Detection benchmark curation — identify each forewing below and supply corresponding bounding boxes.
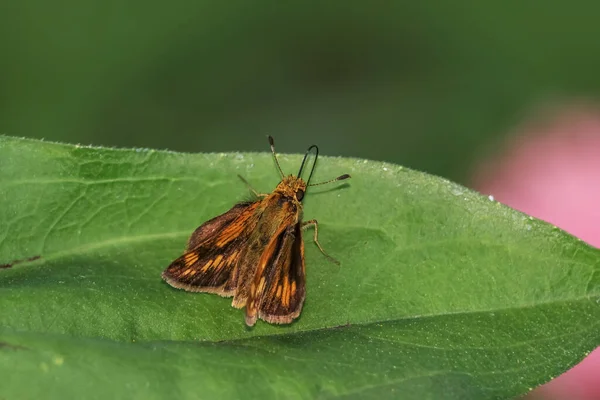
[185,201,252,251]
[162,201,260,296]
[245,223,306,325]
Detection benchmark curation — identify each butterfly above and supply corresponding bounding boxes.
[162,136,350,326]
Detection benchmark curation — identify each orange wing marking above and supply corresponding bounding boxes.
[215,207,256,247]
[184,252,199,265]
[201,260,214,272]
[282,279,290,307]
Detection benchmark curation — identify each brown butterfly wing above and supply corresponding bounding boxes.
[184,202,252,250]
[161,201,260,297]
[245,223,306,325]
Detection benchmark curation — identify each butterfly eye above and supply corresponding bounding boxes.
[296,189,305,201]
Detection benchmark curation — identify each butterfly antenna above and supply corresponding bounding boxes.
[308,174,351,186]
[268,135,285,178]
[298,144,319,185]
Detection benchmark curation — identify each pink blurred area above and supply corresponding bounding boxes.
[471,106,600,400]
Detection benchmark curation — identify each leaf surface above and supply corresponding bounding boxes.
[1,136,599,399]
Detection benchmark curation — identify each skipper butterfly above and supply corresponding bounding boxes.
[162,136,350,326]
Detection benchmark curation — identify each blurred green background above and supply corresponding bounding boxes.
[2,1,599,183]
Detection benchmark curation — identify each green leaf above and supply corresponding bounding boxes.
[1,135,599,399]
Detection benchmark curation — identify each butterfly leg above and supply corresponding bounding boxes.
[302,219,340,265]
[237,175,269,198]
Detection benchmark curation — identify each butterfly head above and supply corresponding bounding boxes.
[268,135,351,203]
[276,175,307,202]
